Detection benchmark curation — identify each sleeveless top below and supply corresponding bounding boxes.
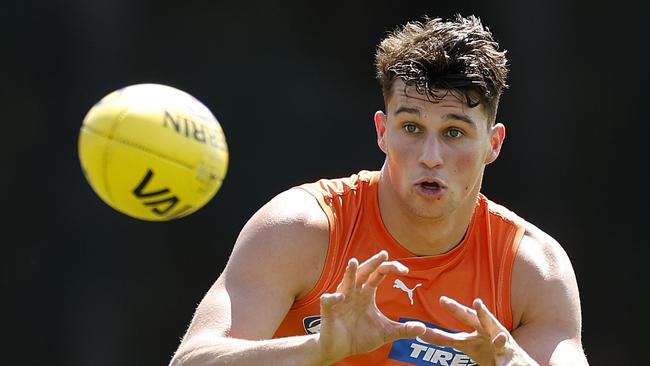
[273,171,526,366]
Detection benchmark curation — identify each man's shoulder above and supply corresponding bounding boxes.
[479,195,573,285]
[517,222,573,279]
[483,195,526,227]
[299,170,380,198]
[253,188,330,236]
[226,188,331,299]
[510,220,578,328]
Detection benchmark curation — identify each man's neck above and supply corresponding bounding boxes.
[377,173,479,257]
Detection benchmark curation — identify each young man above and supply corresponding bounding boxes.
[170,15,588,366]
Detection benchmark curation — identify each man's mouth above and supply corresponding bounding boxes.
[420,182,440,190]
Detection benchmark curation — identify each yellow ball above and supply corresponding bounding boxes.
[78,83,229,221]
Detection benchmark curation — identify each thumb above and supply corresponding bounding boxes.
[387,320,426,342]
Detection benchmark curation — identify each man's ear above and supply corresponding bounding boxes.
[485,123,505,164]
[374,111,387,153]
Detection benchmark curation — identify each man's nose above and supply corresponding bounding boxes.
[418,135,443,168]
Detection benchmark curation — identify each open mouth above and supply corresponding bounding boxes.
[420,182,440,190]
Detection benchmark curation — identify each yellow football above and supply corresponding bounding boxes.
[78,83,228,221]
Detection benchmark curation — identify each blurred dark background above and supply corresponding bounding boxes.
[2,0,648,364]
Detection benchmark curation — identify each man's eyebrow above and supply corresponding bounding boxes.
[394,106,421,116]
[442,113,476,125]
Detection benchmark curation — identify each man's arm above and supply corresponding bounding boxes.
[169,188,331,366]
[507,224,587,365]
[169,188,425,366]
[419,224,588,366]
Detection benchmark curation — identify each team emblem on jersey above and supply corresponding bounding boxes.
[388,318,477,366]
[303,315,321,334]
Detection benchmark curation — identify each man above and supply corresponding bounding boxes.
[170,15,588,366]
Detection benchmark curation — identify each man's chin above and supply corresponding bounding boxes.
[406,203,447,221]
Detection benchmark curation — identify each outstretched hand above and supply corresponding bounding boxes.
[317,251,426,364]
[419,297,537,366]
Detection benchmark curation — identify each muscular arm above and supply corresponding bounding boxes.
[508,224,588,365]
[170,187,426,366]
[170,188,331,366]
[419,223,588,366]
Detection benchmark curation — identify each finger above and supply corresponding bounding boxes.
[418,327,471,350]
[366,261,409,288]
[337,258,358,293]
[320,293,345,312]
[385,320,427,342]
[492,332,508,350]
[355,251,389,285]
[473,298,506,335]
[440,296,481,330]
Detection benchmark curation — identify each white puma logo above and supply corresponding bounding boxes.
[393,279,422,305]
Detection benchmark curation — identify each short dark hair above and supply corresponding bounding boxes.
[375,15,509,123]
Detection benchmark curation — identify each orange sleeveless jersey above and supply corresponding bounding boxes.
[273,171,526,366]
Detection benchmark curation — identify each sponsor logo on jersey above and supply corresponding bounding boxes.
[393,279,422,305]
[388,318,477,366]
[303,315,321,334]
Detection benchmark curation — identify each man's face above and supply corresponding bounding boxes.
[375,80,505,220]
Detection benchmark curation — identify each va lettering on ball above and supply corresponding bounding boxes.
[132,169,193,219]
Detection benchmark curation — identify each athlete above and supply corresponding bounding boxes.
[170,15,588,366]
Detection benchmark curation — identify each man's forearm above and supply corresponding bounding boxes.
[170,334,327,366]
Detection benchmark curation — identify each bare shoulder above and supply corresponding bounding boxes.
[514,223,576,286]
[174,188,330,347]
[224,187,330,299]
[511,222,580,328]
[510,221,587,364]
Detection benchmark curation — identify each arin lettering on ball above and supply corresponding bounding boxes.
[163,110,225,149]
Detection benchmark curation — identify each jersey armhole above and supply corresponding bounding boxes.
[289,186,341,309]
[498,222,525,331]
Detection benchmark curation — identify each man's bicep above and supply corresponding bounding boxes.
[184,271,296,342]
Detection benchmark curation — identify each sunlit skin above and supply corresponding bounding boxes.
[375,79,505,255]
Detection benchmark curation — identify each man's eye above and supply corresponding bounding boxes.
[404,124,419,133]
[446,128,464,138]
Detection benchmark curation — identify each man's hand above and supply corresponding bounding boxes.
[419,297,539,366]
[317,251,426,364]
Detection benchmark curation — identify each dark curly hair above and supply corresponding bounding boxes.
[375,15,509,123]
